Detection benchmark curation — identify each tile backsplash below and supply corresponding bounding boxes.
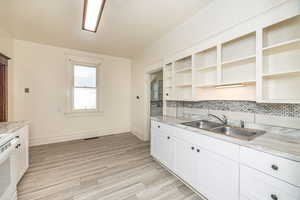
[166,101,300,129]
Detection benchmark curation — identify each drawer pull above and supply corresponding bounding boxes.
[271,194,278,200]
[158,125,160,128]
[191,147,195,150]
[196,149,200,153]
[167,136,170,140]
[271,164,279,171]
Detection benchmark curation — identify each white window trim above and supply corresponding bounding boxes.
[65,54,103,117]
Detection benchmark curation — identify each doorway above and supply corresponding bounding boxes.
[0,53,9,122]
[150,70,163,117]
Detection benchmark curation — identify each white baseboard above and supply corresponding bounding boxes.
[29,128,130,146]
[131,127,146,141]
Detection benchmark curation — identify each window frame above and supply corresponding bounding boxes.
[65,54,103,116]
[72,64,98,112]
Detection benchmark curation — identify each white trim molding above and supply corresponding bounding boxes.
[65,54,104,116]
[29,128,130,146]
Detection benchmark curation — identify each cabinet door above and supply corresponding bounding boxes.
[152,130,175,170]
[15,126,29,183]
[240,165,300,200]
[173,138,196,186]
[195,148,239,200]
[150,128,158,158]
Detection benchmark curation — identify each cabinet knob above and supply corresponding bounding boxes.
[191,147,195,150]
[166,93,169,96]
[167,136,170,140]
[196,149,200,153]
[271,164,279,171]
[157,125,160,128]
[271,194,278,200]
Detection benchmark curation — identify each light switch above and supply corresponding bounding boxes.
[25,88,30,93]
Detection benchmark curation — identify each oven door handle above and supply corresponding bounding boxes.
[0,139,18,164]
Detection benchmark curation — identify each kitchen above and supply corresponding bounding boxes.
[0,0,300,200]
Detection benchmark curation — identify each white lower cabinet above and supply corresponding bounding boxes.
[173,138,196,186]
[15,126,29,183]
[195,148,239,200]
[151,120,300,200]
[151,121,239,200]
[151,128,175,170]
[240,165,300,200]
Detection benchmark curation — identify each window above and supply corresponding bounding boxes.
[73,65,97,111]
[65,54,103,116]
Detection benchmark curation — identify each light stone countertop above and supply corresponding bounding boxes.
[0,120,30,135]
[151,115,300,163]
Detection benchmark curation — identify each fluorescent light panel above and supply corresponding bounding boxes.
[215,84,245,89]
[82,0,106,32]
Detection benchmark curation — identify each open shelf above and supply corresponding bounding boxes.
[174,56,192,71]
[175,68,192,73]
[194,46,217,69]
[263,38,300,51]
[194,67,217,87]
[175,86,192,101]
[220,80,256,86]
[221,55,256,66]
[262,70,300,78]
[174,71,192,86]
[262,72,300,102]
[263,15,300,48]
[194,64,217,71]
[222,32,256,63]
[222,57,256,84]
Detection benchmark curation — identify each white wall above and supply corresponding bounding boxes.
[13,40,132,146]
[131,0,300,140]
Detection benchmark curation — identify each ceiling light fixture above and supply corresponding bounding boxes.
[215,84,245,89]
[82,0,106,32]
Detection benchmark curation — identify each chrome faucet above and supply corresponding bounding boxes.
[208,114,228,125]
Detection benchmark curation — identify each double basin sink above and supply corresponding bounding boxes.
[181,120,266,141]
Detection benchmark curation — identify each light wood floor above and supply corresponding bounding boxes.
[18,133,202,200]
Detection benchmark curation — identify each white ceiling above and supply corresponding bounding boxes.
[1,0,211,58]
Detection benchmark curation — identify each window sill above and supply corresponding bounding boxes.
[64,110,104,118]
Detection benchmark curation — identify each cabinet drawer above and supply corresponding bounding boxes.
[240,165,300,200]
[151,120,176,134]
[240,147,300,188]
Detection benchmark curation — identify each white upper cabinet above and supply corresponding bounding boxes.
[163,14,300,103]
[221,32,256,85]
[258,15,300,103]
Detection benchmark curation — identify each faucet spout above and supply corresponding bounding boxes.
[208,114,228,125]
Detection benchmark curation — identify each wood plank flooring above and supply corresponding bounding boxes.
[17,133,202,200]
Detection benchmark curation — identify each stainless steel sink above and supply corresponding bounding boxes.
[181,120,266,141]
[211,126,266,141]
[181,120,223,130]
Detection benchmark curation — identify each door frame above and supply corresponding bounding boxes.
[144,61,164,141]
[0,53,10,122]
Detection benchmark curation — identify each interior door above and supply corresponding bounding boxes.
[0,64,6,122]
[0,53,9,122]
[195,148,239,200]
